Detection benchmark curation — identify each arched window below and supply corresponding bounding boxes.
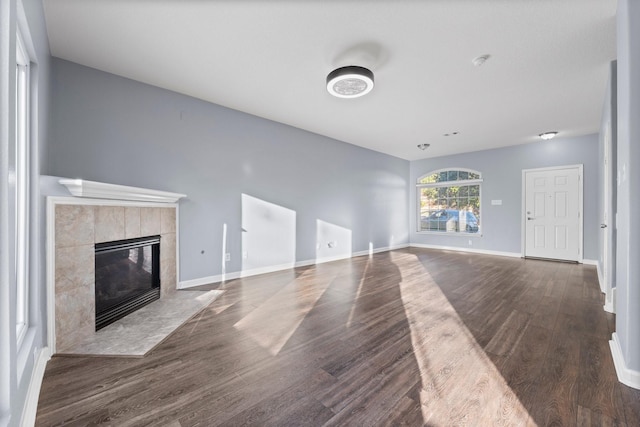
[417,169,482,234]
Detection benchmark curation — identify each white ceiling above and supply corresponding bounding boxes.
[43,0,617,161]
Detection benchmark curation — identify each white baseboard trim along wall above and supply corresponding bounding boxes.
[596,262,606,293]
[179,243,410,288]
[604,287,616,314]
[180,243,601,289]
[595,261,617,314]
[610,333,640,390]
[20,347,50,427]
[408,243,522,259]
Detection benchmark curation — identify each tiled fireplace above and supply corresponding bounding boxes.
[52,203,178,353]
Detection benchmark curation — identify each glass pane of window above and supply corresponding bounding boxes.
[470,197,480,211]
[419,170,481,185]
[446,186,457,198]
[15,35,30,344]
[419,173,439,184]
[418,180,481,233]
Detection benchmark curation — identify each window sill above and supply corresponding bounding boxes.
[416,231,483,237]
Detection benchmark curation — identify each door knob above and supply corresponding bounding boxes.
[600,223,607,228]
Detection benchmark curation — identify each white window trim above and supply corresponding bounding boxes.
[15,29,31,347]
[416,168,483,236]
[417,178,484,189]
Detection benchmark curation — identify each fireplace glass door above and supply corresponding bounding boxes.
[95,235,160,330]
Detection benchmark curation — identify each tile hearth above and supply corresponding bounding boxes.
[58,289,223,357]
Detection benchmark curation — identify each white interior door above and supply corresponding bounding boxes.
[523,165,582,262]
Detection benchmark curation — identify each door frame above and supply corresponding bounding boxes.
[521,164,584,262]
[603,121,615,312]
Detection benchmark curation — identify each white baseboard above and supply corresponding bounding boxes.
[610,333,640,390]
[20,346,50,427]
[179,272,242,288]
[604,287,616,314]
[596,262,606,293]
[594,261,616,313]
[604,301,615,313]
[179,243,410,288]
[409,243,521,259]
[309,243,410,266]
[408,244,600,265]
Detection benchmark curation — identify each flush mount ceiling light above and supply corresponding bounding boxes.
[417,143,430,150]
[326,65,374,98]
[539,131,558,140]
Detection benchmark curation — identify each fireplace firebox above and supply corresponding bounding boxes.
[95,235,160,330]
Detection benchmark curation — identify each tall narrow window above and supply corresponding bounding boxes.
[15,31,30,345]
[417,169,482,234]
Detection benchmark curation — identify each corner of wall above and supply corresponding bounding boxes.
[610,333,640,389]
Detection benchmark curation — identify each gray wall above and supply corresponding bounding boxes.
[410,135,599,260]
[48,58,410,283]
[0,0,51,425]
[615,0,640,374]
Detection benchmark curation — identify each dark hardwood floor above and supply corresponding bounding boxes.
[36,248,640,426]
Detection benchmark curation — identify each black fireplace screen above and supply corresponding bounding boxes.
[95,235,160,330]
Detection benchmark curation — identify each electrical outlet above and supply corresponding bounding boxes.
[468,239,472,246]
[225,253,230,262]
[242,251,248,259]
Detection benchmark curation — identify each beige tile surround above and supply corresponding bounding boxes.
[54,203,177,353]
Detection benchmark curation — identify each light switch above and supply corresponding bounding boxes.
[491,200,502,205]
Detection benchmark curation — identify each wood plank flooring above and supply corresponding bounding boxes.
[35,248,640,426]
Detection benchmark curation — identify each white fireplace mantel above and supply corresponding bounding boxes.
[59,179,186,203]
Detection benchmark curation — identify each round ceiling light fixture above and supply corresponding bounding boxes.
[326,65,374,98]
[539,131,558,140]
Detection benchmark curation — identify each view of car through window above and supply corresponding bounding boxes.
[420,209,479,233]
[417,169,482,234]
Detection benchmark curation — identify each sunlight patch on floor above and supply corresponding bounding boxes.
[233,268,335,355]
[392,251,536,426]
[346,257,372,327]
